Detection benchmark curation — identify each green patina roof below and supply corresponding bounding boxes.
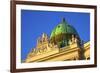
[50,18,78,38]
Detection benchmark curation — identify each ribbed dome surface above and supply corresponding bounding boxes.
[50,18,78,38]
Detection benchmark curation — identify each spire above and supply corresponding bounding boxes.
[61,17,67,24]
[42,33,45,38]
[62,18,66,22]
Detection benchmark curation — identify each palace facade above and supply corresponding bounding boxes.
[25,18,90,63]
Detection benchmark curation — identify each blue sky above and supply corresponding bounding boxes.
[21,10,90,61]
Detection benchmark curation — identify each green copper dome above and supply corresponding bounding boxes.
[50,18,78,38]
[50,18,80,48]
